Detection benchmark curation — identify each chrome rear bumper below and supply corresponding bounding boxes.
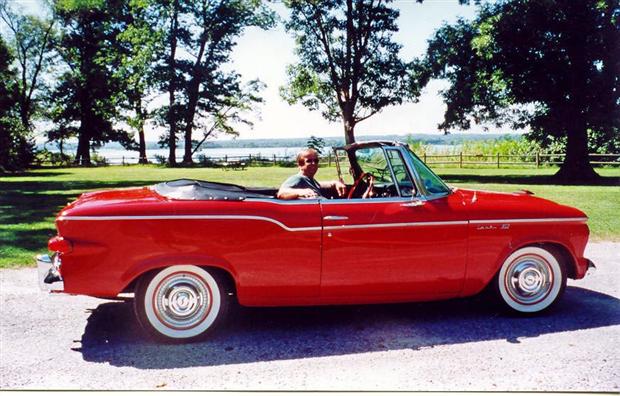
[36,254,64,292]
[585,259,596,276]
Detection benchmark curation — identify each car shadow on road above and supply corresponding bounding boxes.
[74,286,620,369]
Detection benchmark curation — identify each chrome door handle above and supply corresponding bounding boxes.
[323,216,349,220]
[401,200,425,207]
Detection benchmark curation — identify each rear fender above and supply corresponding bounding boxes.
[119,253,238,294]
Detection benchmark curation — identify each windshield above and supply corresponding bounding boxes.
[405,148,451,195]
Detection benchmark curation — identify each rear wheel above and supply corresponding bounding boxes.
[495,246,567,313]
[134,265,229,342]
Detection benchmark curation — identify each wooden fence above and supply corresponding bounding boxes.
[420,153,620,168]
[107,152,620,168]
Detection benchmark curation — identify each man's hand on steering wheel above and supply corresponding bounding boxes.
[347,172,376,199]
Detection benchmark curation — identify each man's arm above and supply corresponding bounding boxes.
[277,187,319,200]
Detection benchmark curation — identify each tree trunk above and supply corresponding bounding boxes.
[136,100,148,164]
[554,3,600,184]
[75,126,91,166]
[343,114,362,175]
[138,121,147,164]
[182,35,209,165]
[167,0,179,167]
[182,123,193,164]
[75,85,91,166]
[343,112,356,145]
[554,126,600,184]
[182,81,200,165]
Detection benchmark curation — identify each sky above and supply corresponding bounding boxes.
[11,0,520,142]
[228,1,487,140]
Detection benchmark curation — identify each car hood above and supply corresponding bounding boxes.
[455,188,587,220]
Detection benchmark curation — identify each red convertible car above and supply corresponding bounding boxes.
[37,141,595,342]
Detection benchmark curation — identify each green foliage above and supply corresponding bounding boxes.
[49,0,137,165]
[0,1,57,131]
[1,165,619,267]
[282,0,418,143]
[406,138,432,156]
[459,137,541,157]
[114,0,164,130]
[0,36,35,172]
[35,148,74,166]
[307,135,326,154]
[150,0,276,163]
[423,0,619,180]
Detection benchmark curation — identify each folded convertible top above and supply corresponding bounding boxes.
[153,179,275,201]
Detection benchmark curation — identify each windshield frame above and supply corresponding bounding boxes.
[402,146,452,199]
[333,141,453,200]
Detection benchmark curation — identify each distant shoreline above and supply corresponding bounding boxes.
[38,132,522,152]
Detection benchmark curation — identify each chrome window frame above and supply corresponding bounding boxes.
[397,145,452,201]
[329,141,453,203]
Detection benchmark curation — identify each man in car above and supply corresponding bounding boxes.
[277,148,347,200]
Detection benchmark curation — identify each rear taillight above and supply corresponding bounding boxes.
[48,236,72,254]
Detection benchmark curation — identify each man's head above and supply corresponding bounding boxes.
[297,148,319,178]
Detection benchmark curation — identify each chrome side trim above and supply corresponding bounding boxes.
[58,215,322,232]
[469,217,588,224]
[244,198,319,205]
[58,215,588,234]
[324,220,468,231]
[320,197,411,205]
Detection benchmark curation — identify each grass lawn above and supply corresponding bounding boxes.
[1,165,618,268]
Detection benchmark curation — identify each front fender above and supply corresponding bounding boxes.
[462,220,589,297]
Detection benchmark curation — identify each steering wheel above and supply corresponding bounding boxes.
[347,172,375,199]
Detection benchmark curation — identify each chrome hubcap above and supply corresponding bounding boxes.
[155,274,210,329]
[506,256,552,304]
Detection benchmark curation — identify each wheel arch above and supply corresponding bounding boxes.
[506,241,576,279]
[488,239,577,283]
[465,237,578,298]
[119,254,239,298]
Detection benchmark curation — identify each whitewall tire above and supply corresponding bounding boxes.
[495,246,567,313]
[134,265,229,342]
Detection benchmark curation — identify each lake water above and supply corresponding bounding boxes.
[86,147,307,164]
[44,144,459,164]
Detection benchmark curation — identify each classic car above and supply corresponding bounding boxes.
[37,141,595,342]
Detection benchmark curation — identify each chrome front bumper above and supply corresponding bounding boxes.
[36,254,64,292]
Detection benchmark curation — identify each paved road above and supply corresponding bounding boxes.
[1,242,618,391]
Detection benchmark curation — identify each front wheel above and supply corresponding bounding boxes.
[134,265,229,342]
[494,246,567,313]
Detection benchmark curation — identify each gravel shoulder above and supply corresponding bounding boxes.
[1,242,619,391]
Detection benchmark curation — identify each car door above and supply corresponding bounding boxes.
[319,147,468,301]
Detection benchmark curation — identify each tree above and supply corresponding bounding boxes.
[0,36,35,172]
[189,79,267,156]
[150,0,274,165]
[0,0,56,131]
[51,0,136,165]
[115,0,164,163]
[181,0,274,165]
[307,135,326,154]
[424,0,620,182]
[281,0,419,145]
